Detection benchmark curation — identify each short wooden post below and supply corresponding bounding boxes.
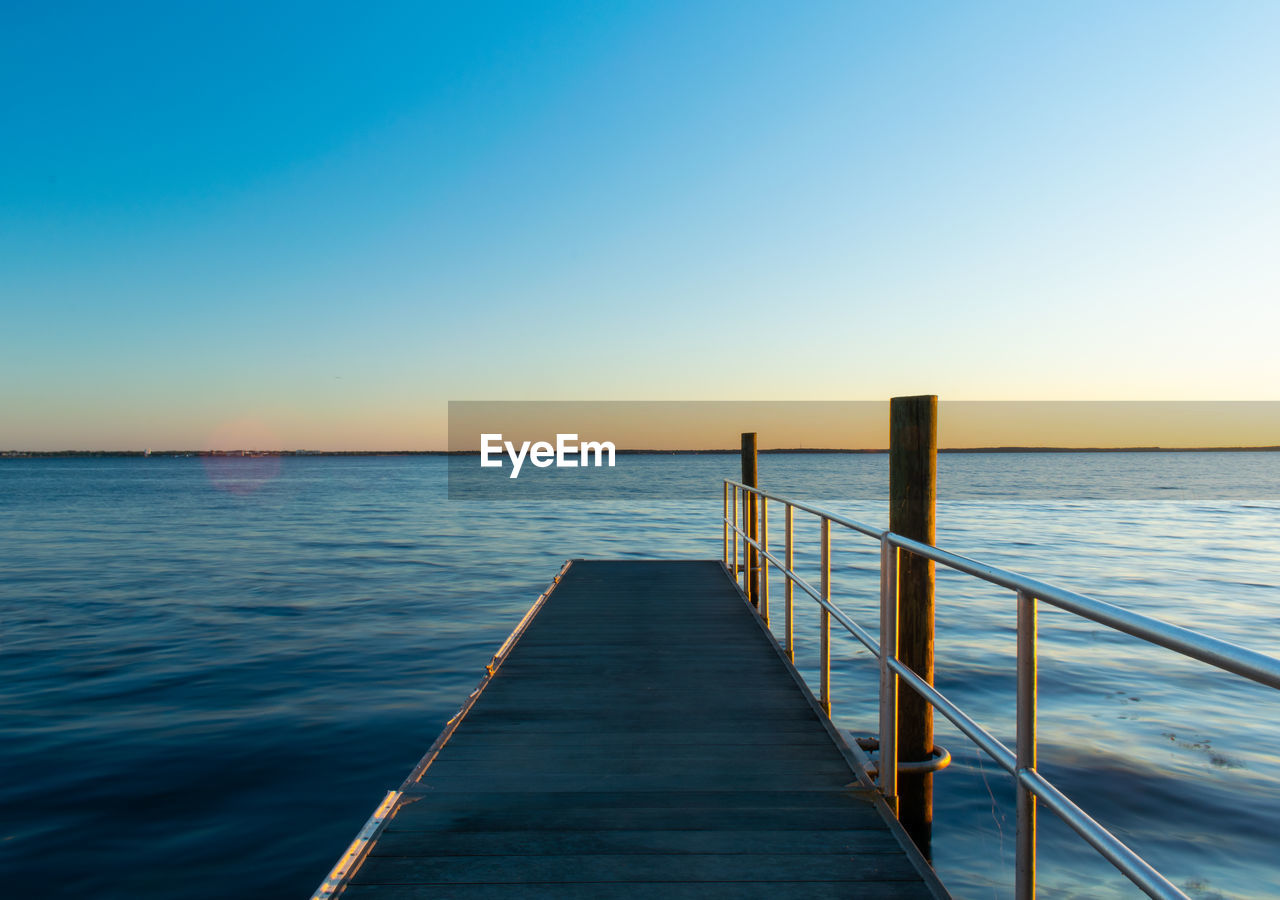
[890,394,937,857]
[741,432,758,607]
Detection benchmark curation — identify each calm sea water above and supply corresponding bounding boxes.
[2,453,1278,899]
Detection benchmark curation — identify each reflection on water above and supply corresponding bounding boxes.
[0,453,1277,898]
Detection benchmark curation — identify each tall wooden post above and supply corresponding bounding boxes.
[889,395,937,857]
[741,432,758,607]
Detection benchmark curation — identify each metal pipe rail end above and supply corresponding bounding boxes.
[854,737,952,777]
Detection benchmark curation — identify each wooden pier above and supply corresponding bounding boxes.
[319,558,945,898]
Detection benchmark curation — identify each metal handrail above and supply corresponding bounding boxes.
[884,531,1280,691]
[722,478,1280,900]
[723,479,1280,691]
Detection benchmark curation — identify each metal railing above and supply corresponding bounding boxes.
[722,479,1280,900]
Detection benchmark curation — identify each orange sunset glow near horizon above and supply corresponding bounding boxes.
[8,401,1275,454]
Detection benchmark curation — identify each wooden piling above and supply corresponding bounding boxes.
[741,432,759,607]
[889,395,937,857]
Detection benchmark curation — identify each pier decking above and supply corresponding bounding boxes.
[323,558,943,898]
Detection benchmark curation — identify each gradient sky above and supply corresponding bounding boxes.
[3,2,1278,450]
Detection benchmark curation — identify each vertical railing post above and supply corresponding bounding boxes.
[1017,589,1038,900]
[878,534,899,813]
[759,496,770,625]
[819,517,831,715]
[890,393,937,856]
[784,502,794,660]
[731,485,739,588]
[722,481,728,567]
[741,433,758,607]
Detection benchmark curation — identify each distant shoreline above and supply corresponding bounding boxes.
[4,446,1279,458]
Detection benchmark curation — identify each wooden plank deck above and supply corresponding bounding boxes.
[333,559,945,898]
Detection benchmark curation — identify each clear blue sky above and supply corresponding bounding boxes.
[3,1,1277,449]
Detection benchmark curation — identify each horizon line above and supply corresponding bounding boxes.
[5,446,1280,457]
